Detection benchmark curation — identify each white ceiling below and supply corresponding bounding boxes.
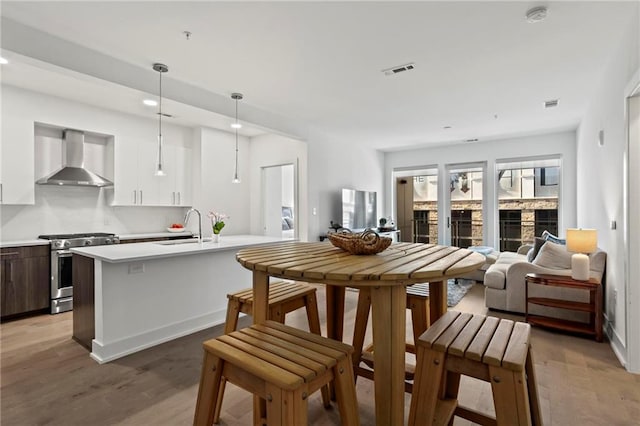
[0,1,636,150]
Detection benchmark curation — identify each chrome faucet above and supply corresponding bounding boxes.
[184,208,202,243]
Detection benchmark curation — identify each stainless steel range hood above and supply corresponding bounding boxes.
[36,129,113,187]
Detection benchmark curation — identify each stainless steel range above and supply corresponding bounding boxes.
[39,232,120,314]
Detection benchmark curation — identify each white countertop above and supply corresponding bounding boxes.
[0,239,50,248]
[70,234,293,263]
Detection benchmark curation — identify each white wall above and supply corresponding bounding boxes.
[385,131,577,248]
[306,130,385,240]
[193,127,251,238]
[0,85,192,240]
[576,2,640,371]
[249,133,308,241]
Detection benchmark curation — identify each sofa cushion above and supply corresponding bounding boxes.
[526,237,547,262]
[532,241,573,269]
[541,230,566,245]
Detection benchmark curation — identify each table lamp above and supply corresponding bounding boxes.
[566,228,597,281]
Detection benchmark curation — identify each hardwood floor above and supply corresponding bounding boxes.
[1,284,639,425]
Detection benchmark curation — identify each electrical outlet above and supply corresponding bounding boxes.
[128,263,145,274]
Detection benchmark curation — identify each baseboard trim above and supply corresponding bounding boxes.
[90,308,227,364]
[604,315,627,369]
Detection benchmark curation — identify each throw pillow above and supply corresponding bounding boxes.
[532,241,573,269]
[527,237,547,262]
[541,230,566,245]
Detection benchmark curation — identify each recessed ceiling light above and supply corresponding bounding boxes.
[526,6,548,23]
[0,57,8,65]
[143,99,157,106]
[231,123,242,129]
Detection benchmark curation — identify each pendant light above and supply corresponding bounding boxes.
[231,92,243,183]
[153,63,168,176]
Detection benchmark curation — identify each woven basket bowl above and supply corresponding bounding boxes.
[327,230,392,255]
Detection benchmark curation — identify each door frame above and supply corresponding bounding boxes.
[391,166,438,243]
[624,67,640,373]
[260,161,298,239]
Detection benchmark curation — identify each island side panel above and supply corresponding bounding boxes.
[72,254,95,350]
[91,249,252,363]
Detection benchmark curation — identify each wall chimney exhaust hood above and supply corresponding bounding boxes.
[36,129,113,187]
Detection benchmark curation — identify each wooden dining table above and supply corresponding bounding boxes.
[236,241,485,425]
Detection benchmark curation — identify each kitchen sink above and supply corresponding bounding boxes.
[156,238,210,245]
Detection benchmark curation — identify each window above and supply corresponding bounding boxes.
[540,167,559,186]
[496,158,560,251]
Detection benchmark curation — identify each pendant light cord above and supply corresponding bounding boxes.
[159,69,162,139]
[231,92,243,183]
[235,99,239,174]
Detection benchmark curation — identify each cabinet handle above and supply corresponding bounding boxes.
[139,190,143,204]
[0,252,19,256]
[177,192,181,205]
[172,192,176,205]
[0,183,3,203]
[133,190,137,204]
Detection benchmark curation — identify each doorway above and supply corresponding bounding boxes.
[395,169,438,243]
[262,163,296,238]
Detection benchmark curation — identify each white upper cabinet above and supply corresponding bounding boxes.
[112,139,192,207]
[1,90,35,205]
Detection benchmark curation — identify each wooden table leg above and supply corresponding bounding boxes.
[428,280,447,324]
[371,285,406,426]
[325,285,345,341]
[252,271,270,324]
[252,270,270,425]
[325,285,345,400]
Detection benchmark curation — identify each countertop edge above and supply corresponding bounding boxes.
[70,235,294,263]
[1,239,50,248]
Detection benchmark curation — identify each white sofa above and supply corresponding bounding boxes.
[484,244,607,323]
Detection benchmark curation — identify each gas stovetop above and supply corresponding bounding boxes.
[39,232,120,249]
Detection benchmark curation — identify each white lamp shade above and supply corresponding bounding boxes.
[566,228,597,254]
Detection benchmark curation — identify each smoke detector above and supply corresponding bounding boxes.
[382,63,416,76]
[526,6,548,23]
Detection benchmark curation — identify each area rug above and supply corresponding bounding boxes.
[415,279,475,307]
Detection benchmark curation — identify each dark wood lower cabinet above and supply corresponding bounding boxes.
[1,246,50,319]
[72,254,95,350]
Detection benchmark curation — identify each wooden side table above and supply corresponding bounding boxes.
[525,273,603,342]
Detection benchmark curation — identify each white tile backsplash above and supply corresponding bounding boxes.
[0,185,188,241]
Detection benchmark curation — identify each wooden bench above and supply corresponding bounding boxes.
[194,321,360,426]
[409,311,542,426]
[351,283,430,390]
[215,281,327,422]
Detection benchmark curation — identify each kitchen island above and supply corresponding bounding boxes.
[70,235,292,363]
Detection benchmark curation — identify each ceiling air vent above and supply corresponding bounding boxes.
[465,138,479,143]
[544,99,559,108]
[382,63,416,76]
[157,112,174,118]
